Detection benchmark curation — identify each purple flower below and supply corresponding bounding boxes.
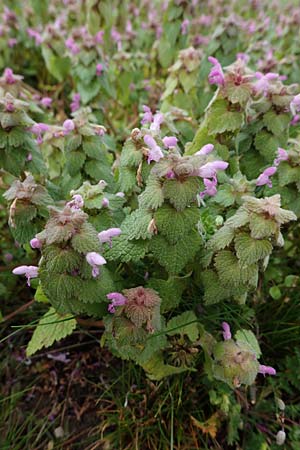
[67,194,84,210]
[8,38,17,48]
[166,170,176,179]
[107,292,127,313]
[116,192,125,198]
[274,147,288,166]
[3,68,17,84]
[70,93,80,112]
[199,177,218,198]
[40,97,52,108]
[254,72,279,96]
[141,105,153,125]
[258,364,276,376]
[150,113,164,132]
[65,37,80,55]
[208,56,225,86]
[102,197,109,208]
[256,166,277,188]
[162,136,178,148]
[290,94,300,115]
[236,53,249,63]
[144,135,164,164]
[98,228,122,246]
[96,63,104,76]
[30,123,50,144]
[95,30,104,44]
[86,252,106,278]
[30,237,42,249]
[63,119,75,134]
[195,143,214,156]
[12,265,39,286]
[27,28,42,45]
[198,160,228,178]
[222,322,232,340]
[291,114,300,126]
[181,18,190,35]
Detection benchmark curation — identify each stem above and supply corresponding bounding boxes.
[2,299,35,322]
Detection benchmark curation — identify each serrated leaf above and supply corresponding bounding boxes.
[150,232,201,274]
[207,100,244,135]
[208,226,235,251]
[105,232,149,263]
[234,233,272,265]
[214,185,236,207]
[71,222,101,253]
[146,277,185,312]
[235,329,261,358]
[162,177,199,211]
[139,177,164,210]
[278,162,300,186]
[263,111,290,136]
[226,84,251,105]
[120,139,143,167]
[201,270,228,304]
[119,166,137,192]
[254,130,281,161]
[167,311,199,341]
[43,246,82,273]
[66,151,86,176]
[142,352,189,381]
[154,204,200,244]
[83,136,106,160]
[8,127,25,147]
[214,250,241,287]
[26,307,76,356]
[84,159,113,183]
[65,134,82,152]
[121,209,153,240]
[249,214,278,239]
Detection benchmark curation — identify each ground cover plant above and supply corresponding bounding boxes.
[1,0,300,448]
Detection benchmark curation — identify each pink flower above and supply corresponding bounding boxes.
[107,292,127,313]
[144,135,164,163]
[200,177,218,198]
[237,53,249,63]
[63,119,75,134]
[208,56,224,86]
[222,322,232,340]
[8,38,17,48]
[102,197,110,208]
[86,252,106,278]
[116,192,125,198]
[166,170,175,179]
[258,364,276,376]
[30,237,42,249]
[274,147,288,166]
[181,19,190,35]
[256,166,277,188]
[198,160,228,178]
[40,97,52,108]
[141,105,153,125]
[290,94,300,115]
[98,228,122,246]
[3,68,17,84]
[162,136,178,148]
[254,72,279,96]
[150,113,164,132]
[67,194,84,210]
[96,63,104,76]
[12,265,39,286]
[70,93,80,112]
[291,114,300,126]
[195,143,214,156]
[65,37,80,55]
[27,28,43,45]
[95,30,104,44]
[30,123,50,144]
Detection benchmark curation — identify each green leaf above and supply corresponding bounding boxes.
[146,277,185,312]
[34,285,49,303]
[41,46,71,82]
[83,136,106,160]
[208,226,235,251]
[269,285,282,300]
[201,270,228,304]
[105,232,149,263]
[167,311,199,341]
[226,84,251,105]
[120,139,143,167]
[154,204,200,244]
[43,246,82,273]
[214,250,241,287]
[235,329,261,358]
[162,177,199,211]
[121,209,153,240]
[71,222,101,254]
[234,233,273,265]
[278,162,300,186]
[214,185,236,207]
[139,177,164,210]
[26,307,76,356]
[66,151,86,176]
[119,166,137,192]
[248,214,278,239]
[84,159,113,183]
[65,134,82,152]
[207,100,244,135]
[150,232,201,274]
[263,111,290,136]
[254,130,281,161]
